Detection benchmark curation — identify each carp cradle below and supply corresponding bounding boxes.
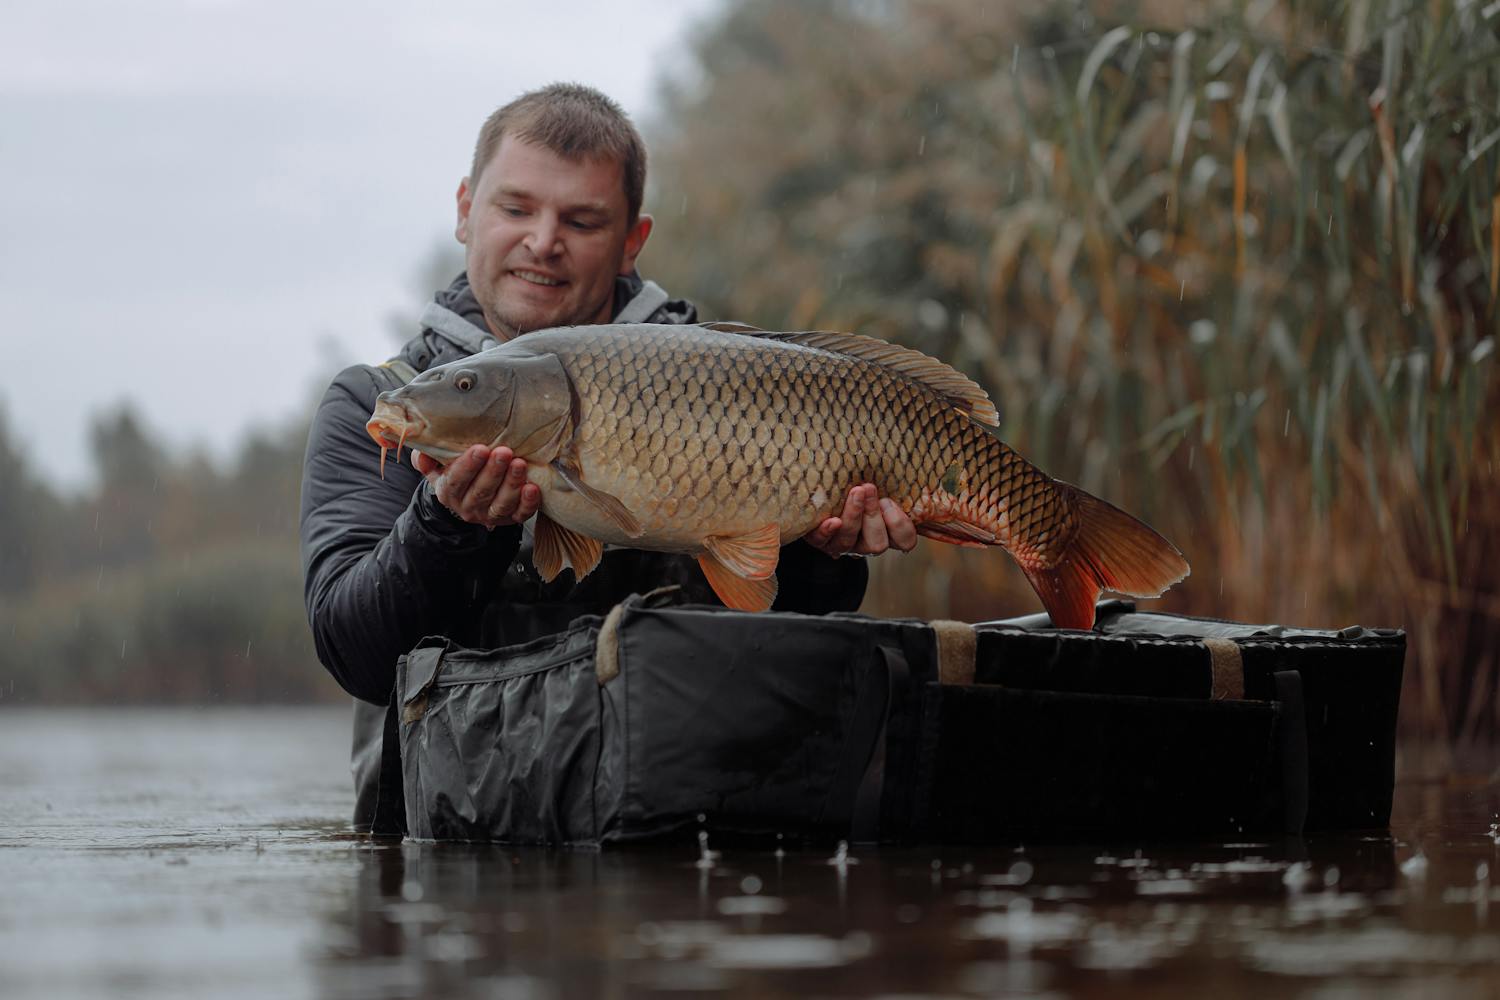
[369,592,1403,845]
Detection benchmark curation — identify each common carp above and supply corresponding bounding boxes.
[365,323,1189,627]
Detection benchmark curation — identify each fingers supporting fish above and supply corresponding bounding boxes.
[803,485,915,558]
[880,497,918,552]
[424,445,539,529]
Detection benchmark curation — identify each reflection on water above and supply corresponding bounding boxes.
[1,708,1497,999]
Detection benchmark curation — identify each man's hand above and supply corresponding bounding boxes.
[803,483,918,558]
[413,445,541,529]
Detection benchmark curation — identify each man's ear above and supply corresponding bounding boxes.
[619,214,653,274]
[455,177,473,244]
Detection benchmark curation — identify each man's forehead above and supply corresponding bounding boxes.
[479,136,625,211]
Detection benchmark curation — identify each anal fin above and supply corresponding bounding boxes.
[702,523,782,579]
[532,511,604,583]
[916,519,996,549]
[697,552,779,612]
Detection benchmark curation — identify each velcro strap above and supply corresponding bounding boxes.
[1205,637,1244,700]
[931,619,977,686]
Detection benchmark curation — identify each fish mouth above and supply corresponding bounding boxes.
[366,400,443,477]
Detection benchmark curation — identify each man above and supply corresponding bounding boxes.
[300,84,914,831]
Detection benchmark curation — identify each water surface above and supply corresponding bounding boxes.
[2,708,1496,998]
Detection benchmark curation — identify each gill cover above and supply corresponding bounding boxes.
[491,350,575,460]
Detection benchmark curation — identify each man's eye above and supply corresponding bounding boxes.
[501,205,526,217]
[569,218,600,231]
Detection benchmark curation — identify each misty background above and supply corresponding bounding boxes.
[2,0,1497,758]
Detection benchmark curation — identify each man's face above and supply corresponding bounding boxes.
[456,135,652,340]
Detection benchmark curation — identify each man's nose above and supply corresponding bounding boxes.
[523,213,563,257]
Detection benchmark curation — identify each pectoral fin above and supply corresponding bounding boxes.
[549,458,644,538]
[532,511,604,583]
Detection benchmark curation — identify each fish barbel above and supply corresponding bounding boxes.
[366,323,1189,626]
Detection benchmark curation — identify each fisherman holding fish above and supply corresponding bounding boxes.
[300,84,916,831]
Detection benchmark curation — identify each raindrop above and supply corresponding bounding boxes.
[918,135,926,156]
[1327,213,1333,234]
[696,829,720,869]
[826,840,857,866]
[120,640,127,659]
[401,879,423,902]
[1012,43,1019,74]
[1324,866,1340,889]
[740,875,762,895]
[1179,279,1186,301]
[1283,409,1290,436]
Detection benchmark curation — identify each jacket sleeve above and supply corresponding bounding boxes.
[299,366,520,704]
[773,539,868,614]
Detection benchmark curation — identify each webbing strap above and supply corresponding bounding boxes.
[931,620,977,686]
[595,602,625,685]
[1206,637,1245,700]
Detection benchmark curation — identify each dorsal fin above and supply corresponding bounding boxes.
[701,320,766,335]
[713,326,999,427]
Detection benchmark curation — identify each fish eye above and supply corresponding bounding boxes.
[454,370,477,392]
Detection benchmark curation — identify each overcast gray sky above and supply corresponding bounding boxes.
[3,0,718,489]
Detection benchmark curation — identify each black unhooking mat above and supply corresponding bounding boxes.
[382,592,1404,845]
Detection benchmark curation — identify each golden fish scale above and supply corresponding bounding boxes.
[543,327,1075,564]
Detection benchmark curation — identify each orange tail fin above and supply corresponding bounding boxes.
[1019,484,1190,630]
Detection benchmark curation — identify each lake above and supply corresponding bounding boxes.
[2,707,1497,998]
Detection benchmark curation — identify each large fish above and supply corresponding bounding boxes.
[366,323,1188,627]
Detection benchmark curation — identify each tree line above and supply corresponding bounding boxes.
[3,0,1497,750]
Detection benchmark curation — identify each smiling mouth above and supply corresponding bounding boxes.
[512,269,566,287]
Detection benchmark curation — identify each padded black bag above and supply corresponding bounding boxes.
[390,592,1403,845]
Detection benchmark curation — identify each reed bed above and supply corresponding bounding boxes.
[648,0,1499,749]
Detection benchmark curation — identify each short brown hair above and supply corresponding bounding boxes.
[469,83,647,224]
